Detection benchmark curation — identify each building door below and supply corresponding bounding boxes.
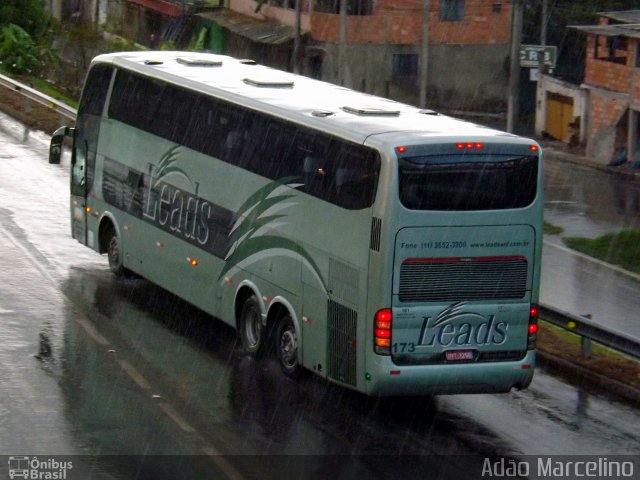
[546,92,574,142]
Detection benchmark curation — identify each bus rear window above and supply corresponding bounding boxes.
[399,154,538,211]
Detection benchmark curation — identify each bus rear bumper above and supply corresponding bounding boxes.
[364,351,536,396]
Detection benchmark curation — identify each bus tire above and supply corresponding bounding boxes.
[107,230,126,277]
[239,295,265,357]
[276,314,301,378]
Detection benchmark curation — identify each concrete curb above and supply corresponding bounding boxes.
[543,145,640,180]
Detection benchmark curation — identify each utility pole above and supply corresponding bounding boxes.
[537,0,547,74]
[534,0,548,138]
[419,0,430,108]
[338,0,348,86]
[292,0,302,73]
[507,0,524,133]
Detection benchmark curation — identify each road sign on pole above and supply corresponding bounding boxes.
[520,44,557,68]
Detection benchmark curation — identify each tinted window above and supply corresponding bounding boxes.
[109,71,164,132]
[107,70,380,210]
[78,64,113,116]
[153,85,197,144]
[399,155,538,211]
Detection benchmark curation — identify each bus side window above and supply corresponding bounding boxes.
[215,105,247,165]
[154,85,196,145]
[287,130,330,190]
[109,71,163,134]
[331,145,380,209]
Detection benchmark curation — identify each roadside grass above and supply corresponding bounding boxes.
[543,221,563,235]
[538,321,640,391]
[563,230,640,274]
[31,78,78,108]
[0,67,79,108]
[540,321,631,361]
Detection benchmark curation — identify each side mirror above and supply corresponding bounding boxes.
[49,126,74,164]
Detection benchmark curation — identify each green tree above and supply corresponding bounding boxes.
[0,24,39,75]
[0,0,49,41]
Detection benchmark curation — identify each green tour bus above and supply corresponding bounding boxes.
[50,51,543,396]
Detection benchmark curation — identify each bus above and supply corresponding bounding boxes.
[49,51,543,396]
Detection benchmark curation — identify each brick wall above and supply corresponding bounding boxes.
[584,34,633,93]
[586,92,628,163]
[310,0,510,45]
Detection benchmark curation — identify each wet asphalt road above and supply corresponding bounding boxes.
[543,159,640,339]
[0,115,639,479]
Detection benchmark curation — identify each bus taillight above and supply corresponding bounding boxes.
[528,304,539,350]
[374,308,392,355]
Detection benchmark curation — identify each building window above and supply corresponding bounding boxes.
[594,35,628,65]
[392,54,418,77]
[314,0,373,15]
[492,3,502,13]
[440,0,464,21]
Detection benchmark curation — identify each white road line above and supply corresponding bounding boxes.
[0,224,58,285]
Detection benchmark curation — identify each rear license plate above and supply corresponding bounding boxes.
[445,350,475,362]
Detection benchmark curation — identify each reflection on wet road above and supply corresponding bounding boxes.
[543,159,640,339]
[0,114,639,479]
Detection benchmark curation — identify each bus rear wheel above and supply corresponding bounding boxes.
[276,315,301,378]
[239,295,265,357]
[107,231,125,277]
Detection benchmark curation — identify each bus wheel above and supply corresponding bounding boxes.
[107,231,125,277]
[276,315,301,378]
[239,295,264,357]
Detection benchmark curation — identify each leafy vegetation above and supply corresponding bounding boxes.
[0,0,51,41]
[0,0,59,76]
[563,230,640,274]
[0,24,39,74]
[543,221,563,235]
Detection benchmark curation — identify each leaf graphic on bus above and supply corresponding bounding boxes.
[154,146,194,189]
[433,302,487,327]
[219,177,326,291]
[219,235,327,292]
[229,196,293,243]
[234,176,299,219]
[229,214,287,245]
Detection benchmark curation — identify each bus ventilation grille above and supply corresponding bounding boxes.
[370,217,382,252]
[399,257,528,302]
[327,300,357,387]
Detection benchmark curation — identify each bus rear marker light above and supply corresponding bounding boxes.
[374,308,392,355]
[188,257,198,266]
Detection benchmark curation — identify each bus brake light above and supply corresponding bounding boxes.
[528,304,539,349]
[374,309,392,355]
[457,142,483,150]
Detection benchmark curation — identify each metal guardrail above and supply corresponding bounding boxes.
[540,304,640,360]
[1,71,640,363]
[0,72,76,121]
